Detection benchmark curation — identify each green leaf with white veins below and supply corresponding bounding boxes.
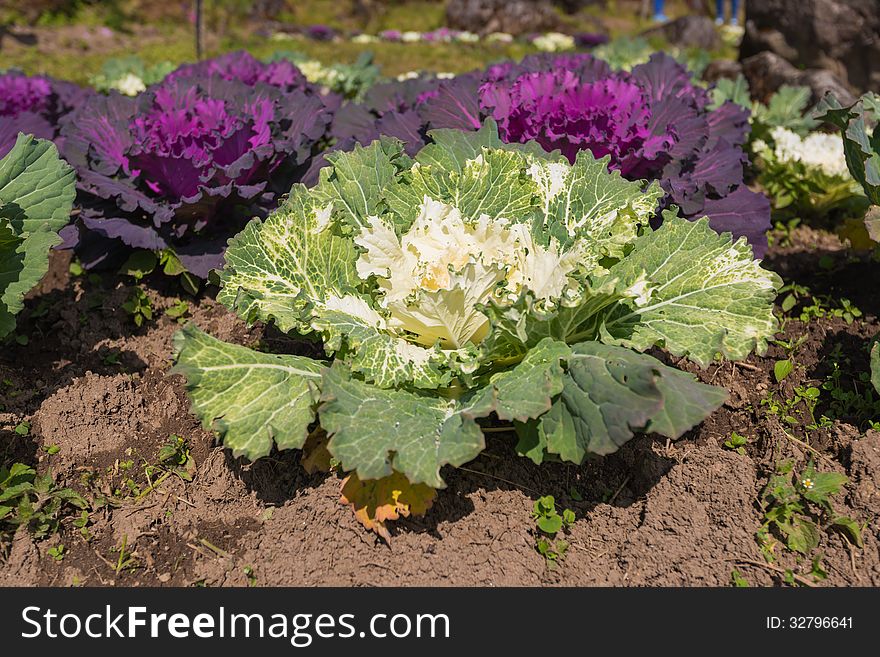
[172,325,325,459]
[538,149,664,254]
[0,227,62,338]
[320,365,491,488]
[0,133,76,234]
[601,211,781,366]
[218,184,361,333]
[311,306,451,389]
[419,119,555,173]
[385,147,538,230]
[311,137,409,231]
[0,134,76,338]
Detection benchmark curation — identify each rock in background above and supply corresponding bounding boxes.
[446,0,559,35]
[740,0,879,102]
[641,15,721,51]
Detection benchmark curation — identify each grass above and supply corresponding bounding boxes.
[0,0,734,84]
[4,27,539,84]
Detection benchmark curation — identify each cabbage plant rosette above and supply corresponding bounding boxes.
[0,71,90,159]
[174,121,781,536]
[59,73,333,279]
[753,126,868,227]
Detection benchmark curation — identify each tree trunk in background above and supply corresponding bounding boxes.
[195,0,204,60]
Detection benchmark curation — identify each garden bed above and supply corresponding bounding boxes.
[1,223,878,587]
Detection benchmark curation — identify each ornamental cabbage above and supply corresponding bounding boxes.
[331,74,454,157]
[174,121,780,529]
[0,71,90,159]
[58,60,335,278]
[0,134,76,338]
[333,53,771,255]
[164,51,313,95]
[752,127,867,222]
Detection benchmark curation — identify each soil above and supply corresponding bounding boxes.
[1,225,879,588]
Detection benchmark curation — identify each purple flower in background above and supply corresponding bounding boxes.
[422,27,455,43]
[59,62,335,277]
[379,30,402,42]
[0,71,90,158]
[573,32,610,48]
[333,52,770,253]
[306,24,336,41]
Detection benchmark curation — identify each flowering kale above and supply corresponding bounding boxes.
[164,51,313,95]
[59,67,334,278]
[573,32,610,48]
[0,71,90,158]
[334,53,771,254]
[305,24,337,41]
[752,127,866,221]
[174,122,780,534]
[379,30,403,42]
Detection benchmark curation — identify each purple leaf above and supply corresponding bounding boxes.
[81,216,168,250]
[701,187,772,258]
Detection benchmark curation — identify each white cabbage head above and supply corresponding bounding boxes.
[355,196,578,349]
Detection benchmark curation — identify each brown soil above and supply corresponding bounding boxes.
[1,225,879,587]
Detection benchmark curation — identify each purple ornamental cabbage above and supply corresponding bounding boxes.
[164,51,310,94]
[59,67,334,277]
[379,30,403,42]
[333,53,770,254]
[0,71,90,158]
[573,32,610,48]
[305,24,337,41]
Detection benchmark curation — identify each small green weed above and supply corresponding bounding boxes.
[761,385,830,434]
[758,461,863,567]
[819,344,880,429]
[723,432,749,456]
[730,569,749,587]
[0,463,89,545]
[532,495,575,567]
[111,534,138,574]
[122,288,153,327]
[778,283,862,325]
[165,300,190,323]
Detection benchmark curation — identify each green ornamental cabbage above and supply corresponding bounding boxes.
[1,133,76,339]
[174,120,781,500]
